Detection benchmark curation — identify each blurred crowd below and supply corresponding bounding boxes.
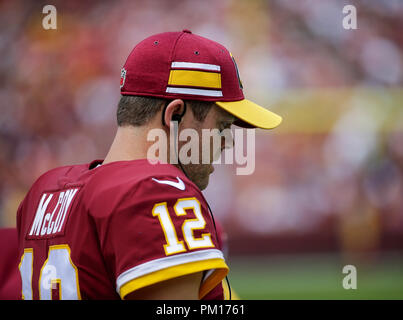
[0,0,402,255]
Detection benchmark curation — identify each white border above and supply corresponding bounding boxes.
[116,249,225,294]
[171,61,221,72]
[166,87,223,97]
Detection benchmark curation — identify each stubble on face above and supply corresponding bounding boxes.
[180,105,235,190]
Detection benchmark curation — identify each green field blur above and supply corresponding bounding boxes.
[228,253,403,300]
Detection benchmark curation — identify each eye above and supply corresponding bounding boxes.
[219,122,232,132]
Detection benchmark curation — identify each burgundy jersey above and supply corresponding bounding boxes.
[0,228,21,299]
[16,159,228,300]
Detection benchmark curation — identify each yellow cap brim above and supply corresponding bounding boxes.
[215,99,282,129]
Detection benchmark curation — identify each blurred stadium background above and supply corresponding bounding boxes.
[0,0,402,299]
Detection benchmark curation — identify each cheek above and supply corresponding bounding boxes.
[212,135,224,161]
[200,135,221,163]
[211,141,219,162]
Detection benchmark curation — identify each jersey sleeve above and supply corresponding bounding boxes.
[91,175,229,299]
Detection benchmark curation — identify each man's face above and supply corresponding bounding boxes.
[179,104,235,190]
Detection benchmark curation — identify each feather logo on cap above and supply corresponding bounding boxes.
[120,68,127,89]
[230,53,243,90]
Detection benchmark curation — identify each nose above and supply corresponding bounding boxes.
[221,133,234,150]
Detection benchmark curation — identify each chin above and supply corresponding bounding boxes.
[185,164,213,190]
[195,173,211,190]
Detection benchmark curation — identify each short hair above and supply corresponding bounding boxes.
[116,95,214,127]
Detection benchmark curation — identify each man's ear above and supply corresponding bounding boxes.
[163,99,186,128]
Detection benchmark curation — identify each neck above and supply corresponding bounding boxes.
[103,125,154,165]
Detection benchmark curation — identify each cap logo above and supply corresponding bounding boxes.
[120,68,127,89]
[166,62,223,97]
[230,53,243,90]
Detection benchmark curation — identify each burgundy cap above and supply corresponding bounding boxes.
[120,30,282,129]
[120,29,243,101]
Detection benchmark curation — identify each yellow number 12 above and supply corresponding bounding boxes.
[152,197,214,255]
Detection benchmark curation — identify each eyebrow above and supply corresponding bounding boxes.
[224,114,237,123]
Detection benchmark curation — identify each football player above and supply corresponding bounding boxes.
[16,30,282,300]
